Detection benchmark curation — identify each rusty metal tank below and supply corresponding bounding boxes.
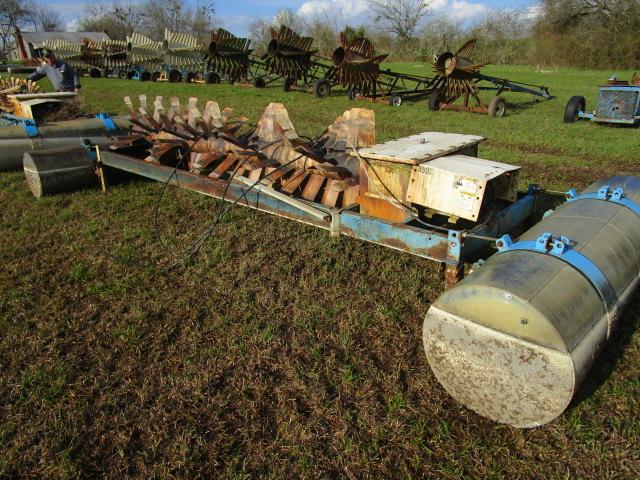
[423,175,640,427]
[0,116,130,170]
[23,146,97,197]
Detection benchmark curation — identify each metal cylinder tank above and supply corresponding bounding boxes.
[23,146,97,198]
[0,116,130,171]
[423,175,640,428]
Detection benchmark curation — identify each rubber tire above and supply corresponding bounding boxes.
[488,96,506,118]
[228,76,237,85]
[168,69,182,83]
[253,77,266,89]
[313,79,331,98]
[428,92,441,111]
[118,69,128,80]
[206,72,221,84]
[151,71,160,82]
[89,68,102,78]
[347,88,357,100]
[127,70,136,80]
[564,96,586,123]
[389,94,402,107]
[140,71,151,82]
[186,72,196,83]
[282,78,294,92]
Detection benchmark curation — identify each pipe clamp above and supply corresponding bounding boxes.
[566,185,640,217]
[495,232,617,314]
[96,113,118,133]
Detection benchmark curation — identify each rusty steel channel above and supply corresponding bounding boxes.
[100,151,538,276]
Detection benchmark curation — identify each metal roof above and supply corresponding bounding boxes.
[19,32,110,45]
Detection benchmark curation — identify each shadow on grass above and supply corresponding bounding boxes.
[504,97,555,116]
[570,288,640,408]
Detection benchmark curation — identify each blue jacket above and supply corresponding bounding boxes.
[27,60,81,92]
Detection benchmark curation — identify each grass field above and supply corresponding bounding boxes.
[1,65,639,478]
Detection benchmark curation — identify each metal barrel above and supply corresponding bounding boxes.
[332,47,346,67]
[423,175,640,428]
[0,116,130,171]
[23,146,97,198]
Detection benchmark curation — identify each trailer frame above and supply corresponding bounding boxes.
[99,149,538,286]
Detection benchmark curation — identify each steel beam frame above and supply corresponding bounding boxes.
[100,151,537,284]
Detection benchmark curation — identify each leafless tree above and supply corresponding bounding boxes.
[34,8,63,31]
[142,0,215,40]
[0,0,31,54]
[77,1,144,39]
[249,8,304,55]
[248,17,270,55]
[368,0,432,41]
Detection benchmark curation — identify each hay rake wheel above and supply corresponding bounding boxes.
[260,26,334,95]
[122,95,375,210]
[205,29,256,85]
[329,33,439,105]
[429,39,552,116]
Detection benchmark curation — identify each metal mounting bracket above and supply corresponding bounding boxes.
[566,185,640,217]
[495,232,616,314]
[96,113,118,133]
[0,113,39,137]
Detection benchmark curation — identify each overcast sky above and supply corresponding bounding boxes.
[45,0,540,36]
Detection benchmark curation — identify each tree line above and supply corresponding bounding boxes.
[2,0,638,70]
[250,0,640,70]
[1,0,65,55]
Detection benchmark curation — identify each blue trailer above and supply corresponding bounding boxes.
[564,77,640,125]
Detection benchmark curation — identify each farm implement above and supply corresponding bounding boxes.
[428,39,553,116]
[257,26,333,95]
[17,94,640,428]
[204,29,268,86]
[329,34,441,105]
[0,77,130,170]
[564,74,640,125]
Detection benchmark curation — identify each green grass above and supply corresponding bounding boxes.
[0,65,639,478]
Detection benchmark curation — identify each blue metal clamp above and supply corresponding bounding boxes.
[566,185,640,217]
[96,113,118,133]
[0,113,39,137]
[495,232,617,314]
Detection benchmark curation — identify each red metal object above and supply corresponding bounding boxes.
[14,28,29,61]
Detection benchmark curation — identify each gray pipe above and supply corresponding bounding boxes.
[423,175,640,428]
[0,116,131,171]
[24,146,97,197]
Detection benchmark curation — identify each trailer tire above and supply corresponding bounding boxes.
[389,94,403,107]
[186,72,196,83]
[283,78,294,92]
[313,79,331,98]
[564,96,585,123]
[168,69,182,83]
[347,88,358,100]
[140,71,151,82]
[206,72,221,84]
[428,92,441,111]
[488,96,506,118]
[89,68,102,78]
[118,69,128,80]
[254,77,266,88]
[228,76,238,85]
[126,70,136,80]
[150,71,160,82]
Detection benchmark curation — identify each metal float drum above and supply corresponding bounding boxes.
[23,146,97,198]
[0,116,130,171]
[423,175,640,427]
